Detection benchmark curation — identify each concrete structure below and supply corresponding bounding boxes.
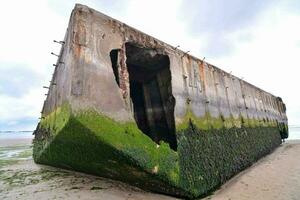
[33,4,288,198]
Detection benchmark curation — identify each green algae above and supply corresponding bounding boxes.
[34,106,184,196]
[177,124,281,197]
[177,108,279,133]
[33,104,283,198]
[0,145,32,168]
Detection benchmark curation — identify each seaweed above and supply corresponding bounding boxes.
[33,104,282,198]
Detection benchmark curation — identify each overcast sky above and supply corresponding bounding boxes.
[0,0,299,131]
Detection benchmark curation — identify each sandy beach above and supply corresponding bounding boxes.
[1,139,300,200]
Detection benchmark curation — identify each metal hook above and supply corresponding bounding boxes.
[51,52,59,57]
[181,50,190,58]
[53,40,65,45]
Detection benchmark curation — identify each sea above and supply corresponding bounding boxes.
[0,131,33,140]
[0,127,299,143]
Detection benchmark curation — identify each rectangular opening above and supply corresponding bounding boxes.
[124,43,177,150]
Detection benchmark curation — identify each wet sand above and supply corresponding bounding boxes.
[0,138,177,200]
[0,138,32,147]
[1,139,300,200]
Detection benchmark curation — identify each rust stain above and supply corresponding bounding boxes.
[119,44,129,99]
[199,61,206,90]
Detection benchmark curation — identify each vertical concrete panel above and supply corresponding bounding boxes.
[264,93,272,122]
[273,97,280,122]
[258,90,268,123]
[213,70,230,118]
[259,91,268,123]
[225,75,240,119]
[269,95,276,122]
[253,90,260,120]
[233,79,248,119]
[249,85,259,122]
[204,64,219,118]
[171,54,188,121]
[190,60,206,118]
[240,82,252,119]
[268,94,274,121]
[42,15,75,116]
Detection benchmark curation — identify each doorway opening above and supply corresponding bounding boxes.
[124,43,177,150]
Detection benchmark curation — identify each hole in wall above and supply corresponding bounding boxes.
[125,42,177,150]
[109,44,177,150]
[110,49,120,86]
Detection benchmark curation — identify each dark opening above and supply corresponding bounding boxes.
[110,49,120,86]
[125,43,177,150]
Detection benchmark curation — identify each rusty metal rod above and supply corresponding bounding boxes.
[181,50,190,58]
[51,52,59,57]
[53,40,65,45]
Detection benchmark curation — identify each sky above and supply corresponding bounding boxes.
[0,0,299,131]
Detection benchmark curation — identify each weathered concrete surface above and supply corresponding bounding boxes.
[34,4,289,198]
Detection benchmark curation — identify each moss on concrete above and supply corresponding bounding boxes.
[33,104,282,198]
[177,123,282,197]
[34,106,184,196]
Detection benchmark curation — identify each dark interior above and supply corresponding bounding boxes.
[110,49,120,86]
[110,43,177,150]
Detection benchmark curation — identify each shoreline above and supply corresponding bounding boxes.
[0,138,33,147]
[1,140,300,199]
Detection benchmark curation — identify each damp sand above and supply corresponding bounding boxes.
[1,139,300,200]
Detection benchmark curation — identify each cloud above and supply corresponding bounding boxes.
[47,0,127,20]
[178,0,274,57]
[0,63,41,97]
[181,0,273,33]
[0,0,300,132]
[0,117,38,131]
[0,87,45,131]
[281,0,300,14]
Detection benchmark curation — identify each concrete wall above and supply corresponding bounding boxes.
[34,5,289,198]
[42,3,288,132]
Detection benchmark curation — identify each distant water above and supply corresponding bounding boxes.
[0,131,34,140]
[0,131,33,165]
[288,126,300,140]
[0,127,299,141]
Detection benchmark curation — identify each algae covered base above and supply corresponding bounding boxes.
[33,105,282,198]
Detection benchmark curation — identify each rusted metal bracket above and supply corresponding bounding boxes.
[174,45,180,50]
[51,52,59,57]
[53,40,65,45]
[181,50,190,58]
